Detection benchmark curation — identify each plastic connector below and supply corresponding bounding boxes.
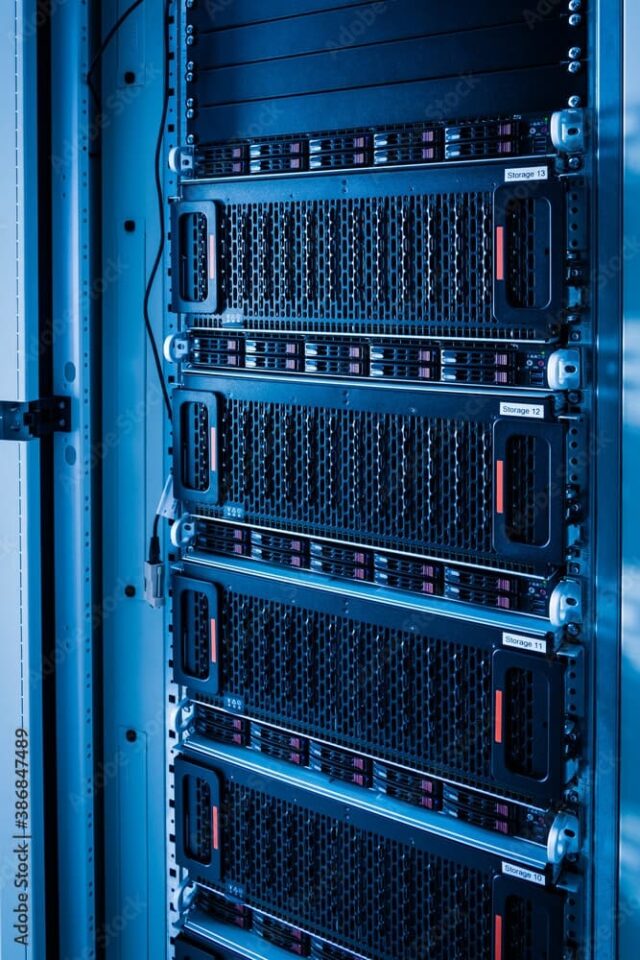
[144,560,165,608]
[144,532,165,608]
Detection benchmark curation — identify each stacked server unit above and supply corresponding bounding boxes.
[165,3,591,958]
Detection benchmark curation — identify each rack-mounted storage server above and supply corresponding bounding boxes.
[173,753,580,960]
[166,2,592,959]
[171,377,580,570]
[170,167,575,336]
[171,565,583,811]
[167,164,586,375]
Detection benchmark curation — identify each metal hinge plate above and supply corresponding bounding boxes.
[0,396,71,441]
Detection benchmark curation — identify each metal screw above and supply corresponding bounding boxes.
[187,134,195,144]
[569,46,582,59]
[186,0,194,7]
[186,72,194,82]
[187,61,194,71]
[568,156,582,169]
[568,61,582,73]
[186,24,194,33]
[186,109,195,119]
[568,0,581,10]
[186,98,194,108]
[569,13,582,25]
[186,35,194,45]
[568,95,581,107]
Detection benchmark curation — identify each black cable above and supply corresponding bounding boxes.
[146,0,173,568]
[143,0,173,424]
[86,0,144,104]
[148,511,161,566]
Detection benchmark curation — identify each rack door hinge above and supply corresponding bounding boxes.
[0,397,71,441]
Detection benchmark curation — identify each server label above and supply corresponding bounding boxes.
[502,862,547,886]
[499,402,544,419]
[504,165,548,182]
[502,631,548,654]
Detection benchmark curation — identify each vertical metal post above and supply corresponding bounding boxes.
[50,0,98,957]
[100,0,169,957]
[591,0,624,956]
[0,1,46,957]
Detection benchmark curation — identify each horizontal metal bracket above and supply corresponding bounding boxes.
[0,396,71,440]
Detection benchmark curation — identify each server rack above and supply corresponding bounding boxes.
[164,4,592,960]
[1,0,635,958]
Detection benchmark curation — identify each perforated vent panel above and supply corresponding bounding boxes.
[505,894,535,960]
[214,398,494,561]
[506,199,538,310]
[200,192,499,339]
[505,436,540,546]
[216,780,494,960]
[212,587,493,786]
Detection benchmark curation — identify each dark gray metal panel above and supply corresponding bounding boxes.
[191,65,585,141]
[190,0,558,34]
[193,21,575,107]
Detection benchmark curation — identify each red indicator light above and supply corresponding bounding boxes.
[495,691,504,744]
[495,226,505,281]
